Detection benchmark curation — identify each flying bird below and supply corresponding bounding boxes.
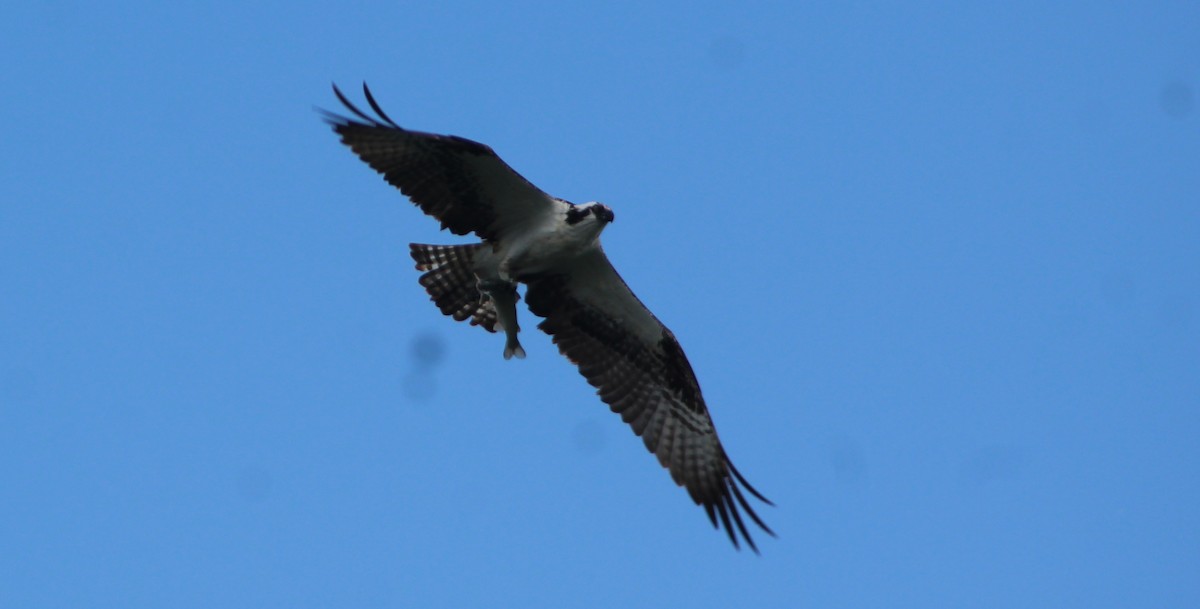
[322,83,775,551]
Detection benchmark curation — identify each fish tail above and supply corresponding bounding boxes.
[504,338,526,360]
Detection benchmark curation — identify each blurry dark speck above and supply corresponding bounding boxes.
[961,445,1025,485]
[1099,272,1136,310]
[1159,292,1194,330]
[1,368,37,404]
[570,419,607,455]
[410,331,447,369]
[1159,82,1194,119]
[402,330,446,403]
[828,435,867,483]
[706,36,746,70]
[234,466,274,503]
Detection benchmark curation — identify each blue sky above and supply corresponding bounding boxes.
[2,1,1197,607]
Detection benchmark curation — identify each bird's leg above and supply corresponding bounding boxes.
[476,276,508,299]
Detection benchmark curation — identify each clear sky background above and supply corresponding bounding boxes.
[2,2,1197,607]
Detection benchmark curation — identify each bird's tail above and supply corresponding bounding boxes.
[409,243,498,332]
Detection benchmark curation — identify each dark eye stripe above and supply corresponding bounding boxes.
[565,206,591,225]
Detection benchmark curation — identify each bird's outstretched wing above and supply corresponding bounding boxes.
[322,83,562,243]
[524,249,775,551]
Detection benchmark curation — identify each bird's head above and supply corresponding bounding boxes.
[566,202,615,227]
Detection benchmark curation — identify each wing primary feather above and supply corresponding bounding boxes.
[361,82,401,128]
[728,476,776,538]
[331,82,378,124]
[726,456,774,506]
[713,498,740,550]
[725,489,759,554]
[315,107,348,126]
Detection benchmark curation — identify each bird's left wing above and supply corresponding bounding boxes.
[524,249,775,551]
[322,83,563,243]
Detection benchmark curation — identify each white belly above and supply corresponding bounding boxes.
[499,223,604,280]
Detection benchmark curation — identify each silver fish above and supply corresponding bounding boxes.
[477,277,525,360]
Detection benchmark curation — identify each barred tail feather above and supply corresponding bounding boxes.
[409,243,498,332]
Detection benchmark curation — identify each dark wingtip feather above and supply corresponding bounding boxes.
[703,503,718,529]
[361,82,400,128]
[729,477,777,539]
[330,82,378,124]
[325,81,405,131]
[727,456,774,507]
[725,485,759,553]
[315,106,343,126]
[699,453,775,552]
[713,498,742,551]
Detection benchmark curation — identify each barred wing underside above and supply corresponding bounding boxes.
[524,249,775,551]
[323,83,560,243]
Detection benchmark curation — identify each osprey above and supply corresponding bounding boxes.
[323,84,775,551]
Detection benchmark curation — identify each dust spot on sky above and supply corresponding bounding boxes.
[571,418,608,455]
[960,444,1025,485]
[706,36,746,70]
[234,465,274,503]
[402,330,447,402]
[1099,271,1137,311]
[1158,292,1194,331]
[410,331,447,369]
[1159,81,1194,119]
[828,435,867,483]
[1,367,37,405]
